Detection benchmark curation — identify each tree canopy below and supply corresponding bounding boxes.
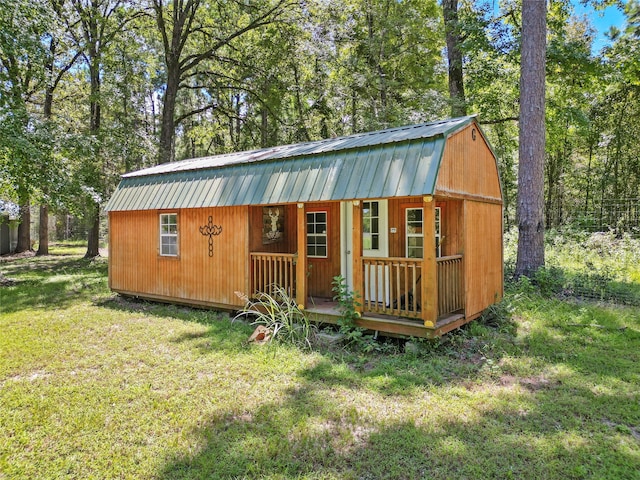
[0,0,638,265]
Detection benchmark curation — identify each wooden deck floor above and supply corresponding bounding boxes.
[304,297,469,338]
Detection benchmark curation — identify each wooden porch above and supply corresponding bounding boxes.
[249,251,466,337]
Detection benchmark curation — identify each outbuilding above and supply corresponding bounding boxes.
[106,115,503,337]
[0,200,18,255]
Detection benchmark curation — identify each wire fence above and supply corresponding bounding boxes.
[547,198,640,237]
[504,229,640,307]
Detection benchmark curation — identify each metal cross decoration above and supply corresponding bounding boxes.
[199,216,222,257]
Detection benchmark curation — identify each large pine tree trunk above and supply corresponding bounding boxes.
[443,0,467,117]
[515,0,547,278]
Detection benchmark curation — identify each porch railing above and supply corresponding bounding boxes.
[361,257,422,319]
[250,252,296,297]
[437,255,464,316]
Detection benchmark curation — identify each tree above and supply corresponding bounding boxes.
[0,0,52,253]
[443,0,466,116]
[37,7,83,256]
[52,0,141,258]
[515,0,547,278]
[152,0,294,164]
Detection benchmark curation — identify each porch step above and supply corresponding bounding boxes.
[433,313,467,335]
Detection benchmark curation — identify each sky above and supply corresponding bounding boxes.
[572,2,627,53]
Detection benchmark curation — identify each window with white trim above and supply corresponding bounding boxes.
[363,201,380,251]
[160,213,178,256]
[435,207,442,258]
[306,211,327,258]
[406,208,423,259]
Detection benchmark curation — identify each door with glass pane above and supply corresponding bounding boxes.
[363,200,389,306]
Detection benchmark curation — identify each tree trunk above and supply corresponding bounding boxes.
[36,205,49,256]
[159,65,179,164]
[261,107,268,148]
[85,205,100,258]
[443,0,466,117]
[39,44,55,257]
[85,46,102,259]
[515,0,547,278]
[15,197,31,254]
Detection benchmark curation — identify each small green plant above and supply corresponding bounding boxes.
[332,275,377,348]
[234,285,316,349]
[331,275,361,329]
[533,266,565,297]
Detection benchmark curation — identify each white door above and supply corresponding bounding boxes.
[363,200,389,305]
[340,202,354,291]
[341,200,389,304]
[362,200,388,258]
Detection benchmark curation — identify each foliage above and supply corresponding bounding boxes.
[234,285,317,349]
[1,0,640,260]
[505,227,640,306]
[331,274,385,352]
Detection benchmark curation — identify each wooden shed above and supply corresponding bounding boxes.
[106,116,503,337]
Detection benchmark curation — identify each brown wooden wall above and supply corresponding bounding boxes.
[438,199,464,257]
[385,197,463,258]
[248,204,297,254]
[436,123,502,201]
[306,202,341,298]
[387,197,420,258]
[463,201,503,317]
[109,206,249,308]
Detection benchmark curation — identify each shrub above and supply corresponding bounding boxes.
[234,286,316,349]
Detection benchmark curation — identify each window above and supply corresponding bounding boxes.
[306,211,327,258]
[406,208,423,258]
[435,207,442,258]
[363,201,380,251]
[160,213,178,256]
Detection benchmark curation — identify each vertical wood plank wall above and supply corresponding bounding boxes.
[436,124,502,201]
[387,197,421,258]
[438,200,464,257]
[387,198,464,259]
[306,202,341,298]
[463,201,504,317]
[109,206,249,308]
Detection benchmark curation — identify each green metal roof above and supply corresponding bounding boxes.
[106,116,475,212]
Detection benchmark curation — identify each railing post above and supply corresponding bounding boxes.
[352,201,363,315]
[296,203,307,308]
[422,196,437,327]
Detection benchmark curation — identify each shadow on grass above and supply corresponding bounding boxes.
[155,295,639,479]
[97,294,256,354]
[156,354,639,479]
[0,256,108,314]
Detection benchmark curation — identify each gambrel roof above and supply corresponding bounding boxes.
[106,116,479,212]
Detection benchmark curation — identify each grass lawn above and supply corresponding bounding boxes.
[1,244,639,479]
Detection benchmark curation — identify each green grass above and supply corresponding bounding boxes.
[1,243,639,479]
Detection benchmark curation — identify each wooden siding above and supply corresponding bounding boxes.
[387,197,421,258]
[306,202,341,298]
[437,200,464,257]
[109,206,249,308]
[463,201,503,317]
[386,197,463,258]
[436,124,502,201]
